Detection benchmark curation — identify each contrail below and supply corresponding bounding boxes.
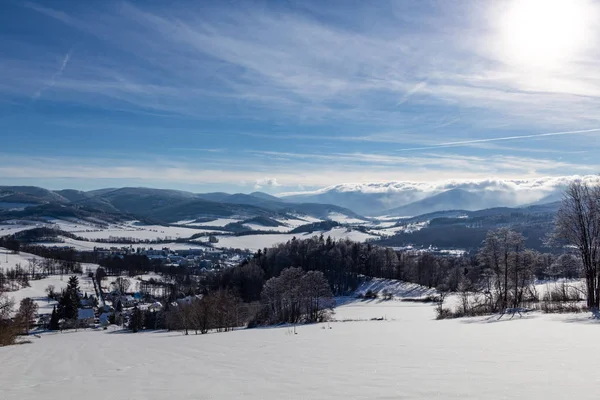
[396,128,600,152]
[33,49,72,100]
[397,81,427,106]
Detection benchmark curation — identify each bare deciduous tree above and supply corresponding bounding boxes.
[261,267,333,325]
[113,277,131,294]
[478,228,528,311]
[16,297,38,335]
[0,289,17,346]
[553,181,600,310]
[45,284,56,299]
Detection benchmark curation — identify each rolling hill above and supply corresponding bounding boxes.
[0,186,362,224]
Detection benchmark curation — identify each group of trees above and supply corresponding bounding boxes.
[47,276,82,330]
[258,268,333,325]
[477,228,535,312]
[192,224,591,324]
[99,254,154,277]
[0,266,29,291]
[553,181,600,310]
[0,257,83,293]
[0,293,39,346]
[157,290,255,334]
[0,288,16,345]
[156,267,334,334]
[435,181,600,317]
[210,237,405,302]
[0,234,84,296]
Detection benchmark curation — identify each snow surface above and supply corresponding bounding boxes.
[7,273,97,316]
[214,228,377,251]
[354,278,438,299]
[6,276,66,315]
[4,297,600,399]
[0,247,98,315]
[326,212,367,224]
[0,223,41,236]
[242,223,292,233]
[0,247,41,272]
[180,218,241,227]
[74,225,215,241]
[35,237,209,251]
[44,218,107,232]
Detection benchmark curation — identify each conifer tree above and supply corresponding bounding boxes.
[58,275,81,321]
[49,306,60,330]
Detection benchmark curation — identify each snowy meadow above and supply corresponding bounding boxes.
[2,299,600,400]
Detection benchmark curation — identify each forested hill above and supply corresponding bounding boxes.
[0,186,362,223]
[375,204,559,251]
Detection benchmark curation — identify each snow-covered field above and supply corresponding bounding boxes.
[0,223,42,236]
[74,226,216,241]
[5,272,96,315]
[326,212,367,224]
[34,237,210,251]
[0,247,40,272]
[5,276,66,315]
[323,227,377,242]
[45,220,221,241]
[3,298,600,399]
[242,223,292,232]
[354,277,438,299]
[0,247,98,314]
[179,218,241,227]
[213,227,378,251]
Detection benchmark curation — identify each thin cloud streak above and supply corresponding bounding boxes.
[33,49,72,100]
[395,128,600,152]
[397,81,427,106]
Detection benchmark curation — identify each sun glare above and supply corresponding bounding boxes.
[498,0,594,69]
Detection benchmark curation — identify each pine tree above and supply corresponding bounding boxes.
[59,275,81,321]
[129,306,144,333]
[49,306,60,330]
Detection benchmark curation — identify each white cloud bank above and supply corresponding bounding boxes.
[279,175,600,201]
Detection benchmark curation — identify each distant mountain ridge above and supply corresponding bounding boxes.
[280,175,598,216]
[0,186,362,223]
[0,176,589,225]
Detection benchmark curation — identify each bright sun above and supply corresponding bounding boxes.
[498,0,594,69]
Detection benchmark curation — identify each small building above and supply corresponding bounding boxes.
[176,294,203,306]
[80,296,96,308]
[77,308,95,327]
[99,312,111,326]
[120,295,136,308]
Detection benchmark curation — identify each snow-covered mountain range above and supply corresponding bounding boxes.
[280,175,600,216]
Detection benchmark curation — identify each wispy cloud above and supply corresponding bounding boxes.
[32,49,72,100]
[397,81,427,106]
[394,128,600,152]
[6,0,599,128]
[2,1,600,192]
[0,150,595,191]
[254,177,281,190]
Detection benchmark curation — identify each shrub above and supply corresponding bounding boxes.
[542,282,584,303]
[435,307,453,320]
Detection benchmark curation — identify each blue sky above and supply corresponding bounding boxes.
[1,0,600,193]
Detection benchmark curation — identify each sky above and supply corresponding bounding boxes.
[2,0,600,194]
